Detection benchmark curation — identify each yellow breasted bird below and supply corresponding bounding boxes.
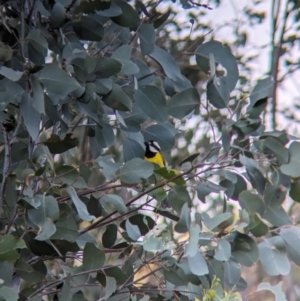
[144,140,165,168]
[144,140,170,208]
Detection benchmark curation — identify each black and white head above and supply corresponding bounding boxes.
[144,140,161,153]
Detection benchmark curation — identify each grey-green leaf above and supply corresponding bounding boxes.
[167,88,200,119]
[187,251,208,276]
[134,85,168,122]
[118,158,154,184]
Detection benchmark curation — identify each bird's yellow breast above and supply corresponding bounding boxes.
[144,153,165,168]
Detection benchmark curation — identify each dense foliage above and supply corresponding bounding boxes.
[0,0,299,301]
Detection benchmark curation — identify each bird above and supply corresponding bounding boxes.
[144,140,170,208]
[144,140,165,168]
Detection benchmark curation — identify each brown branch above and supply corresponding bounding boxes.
[0,123,11,217]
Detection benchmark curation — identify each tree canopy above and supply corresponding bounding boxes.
[0,0,300,301]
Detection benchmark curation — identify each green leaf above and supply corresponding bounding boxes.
[111,45,139,75]
[0,42,12,62]
[93,57,122,77]
[195,181,226,203]
[49,2,65,28]
[103,83,132,111]
[259,236,290,276]
[0,286,18,301]
[59,276,72,301]
[143,224,176,252]
[263,205,292,227]
[15,260,46,283]
[280,227,300,266]
[187,251,208,276]
[185,224,200,257]
[154,168,185,186]
[38,63,81,95]
[0,235,26,255]
[106,288,130,301]
[82,243,105,270]
[134,85,168,122]
[50,212,78,242]
[100,194,127,215]
[207,75,230,109]
[138,24,155,55]
[214,238,231,261]
[43,134,78,154]
[248,214,269,237]
[280,142,300,177]
[0,66,23,81]
[123,137,144,162]
[201,212,232,231]
[174,203,191,233]
[111,0,140,29]
[67,187,94,222]
[26,29,48,65]
[238,191,265,216]
[118,158,154,184]
[27,195,59,241]
[196,40,239,92]
[167,88,200,119]
[257,282,287,301]
[143,123,178,151]
[224,258,241,287]
[20,93,41,141]
[104,276,117,299]
[72,15,104,41]
[125,220,141,241]
[31,75,45,114]
[168,186,192,214]
[263,137,289,164]
[96,155,122,180]
[149,46,187,83]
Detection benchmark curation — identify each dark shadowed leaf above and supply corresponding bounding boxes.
[111,0,140,28]
[102,225,117,248]
[231,232,259,266]
[72,15,104,41]
[43,134,78,154]
[103,83,132,111]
